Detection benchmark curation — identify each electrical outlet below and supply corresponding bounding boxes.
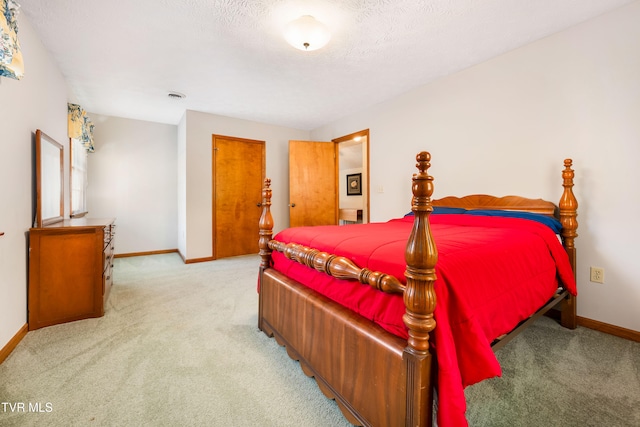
[590,267,604,284]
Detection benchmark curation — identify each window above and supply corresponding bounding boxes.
[70,138,88,217]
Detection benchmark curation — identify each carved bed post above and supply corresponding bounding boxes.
[259,178,274,269]
[559,159,578,329]
[258,178,274,331]
[403,152,438,427]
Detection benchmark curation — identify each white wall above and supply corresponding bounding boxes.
[311,2,640,332]
[87,114,178,255]
[0,17,70,350]
[181,110,309,261]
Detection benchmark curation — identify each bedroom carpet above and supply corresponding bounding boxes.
[0,253,638,427]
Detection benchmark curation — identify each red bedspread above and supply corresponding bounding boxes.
[270,214,577,427]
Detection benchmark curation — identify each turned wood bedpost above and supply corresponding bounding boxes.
[258,178,274,331]
[403,151,438,427]
[259,178,274,270]
[559,159,578,329]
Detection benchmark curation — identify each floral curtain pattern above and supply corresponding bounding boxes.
[0,0,23,80]
[68,103,95,152]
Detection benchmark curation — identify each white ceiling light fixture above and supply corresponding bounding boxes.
[284,15,331,51]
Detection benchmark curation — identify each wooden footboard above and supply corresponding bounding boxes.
[257,152,578,427]
[260,268,408,426]
[258,152,437,426]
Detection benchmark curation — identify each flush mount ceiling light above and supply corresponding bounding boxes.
[284,15,331,51]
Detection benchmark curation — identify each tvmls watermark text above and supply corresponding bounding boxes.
[1,402,53,413]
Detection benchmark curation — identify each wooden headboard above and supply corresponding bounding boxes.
[431,158,578,292]
[432,194,557,215]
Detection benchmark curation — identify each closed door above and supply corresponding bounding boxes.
[213,135,265,259]
[288,140,337,227]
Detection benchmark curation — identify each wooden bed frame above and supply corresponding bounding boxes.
[257,151,578,427]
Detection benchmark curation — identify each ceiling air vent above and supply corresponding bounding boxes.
[168,91,186,99]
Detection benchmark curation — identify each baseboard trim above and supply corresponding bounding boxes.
[577,316,640,343]
[0,323,28,364]
[184,256,216,264]
[114,249,179,259]
[175,250,216,264]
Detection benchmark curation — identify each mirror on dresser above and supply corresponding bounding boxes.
[35,129,64,227]
[30,128,116,330]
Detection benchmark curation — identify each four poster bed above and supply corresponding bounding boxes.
[257,151,578,427]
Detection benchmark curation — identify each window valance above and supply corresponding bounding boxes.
[68,103,95,153]
[0,0,24,80]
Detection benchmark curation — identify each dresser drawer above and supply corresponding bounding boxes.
[103,263,114,303]
[103,241,114,272]
[103,224,116,247]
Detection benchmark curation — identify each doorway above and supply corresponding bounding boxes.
[333,130,369,224]
[287,130,370,228]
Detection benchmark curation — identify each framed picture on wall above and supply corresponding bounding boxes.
[346,173,362,196]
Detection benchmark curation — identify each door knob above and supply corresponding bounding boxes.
[289,203,296,207]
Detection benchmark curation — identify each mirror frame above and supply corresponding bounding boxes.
[35,129,64,227]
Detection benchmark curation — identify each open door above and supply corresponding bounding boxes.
[288,140,338,227]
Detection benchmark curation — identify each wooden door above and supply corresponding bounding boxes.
[213,135,265,259]
[289,140,338,227]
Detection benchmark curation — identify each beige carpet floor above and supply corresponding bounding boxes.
[1,253,638,426]
[0,254,351,427]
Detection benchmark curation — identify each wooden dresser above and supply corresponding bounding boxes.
[28,218,116,330]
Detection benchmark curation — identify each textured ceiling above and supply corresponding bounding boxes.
[18,0,635,130]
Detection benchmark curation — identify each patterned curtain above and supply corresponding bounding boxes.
[0,0,23,80]
[68,103,95,152]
